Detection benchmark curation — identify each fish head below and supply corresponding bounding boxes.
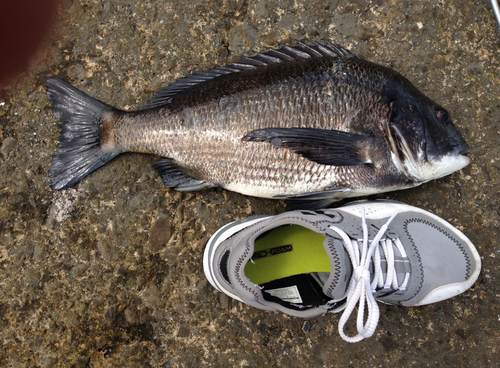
[384,96,470,183]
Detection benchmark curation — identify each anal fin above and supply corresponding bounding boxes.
[152,159,214,191]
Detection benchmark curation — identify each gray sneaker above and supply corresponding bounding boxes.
[203,200,481,342]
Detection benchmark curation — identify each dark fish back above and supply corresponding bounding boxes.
[167,58,337,111]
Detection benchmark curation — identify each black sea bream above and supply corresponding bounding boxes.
[46,41,470,208]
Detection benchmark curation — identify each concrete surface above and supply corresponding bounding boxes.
[0,0,499,367]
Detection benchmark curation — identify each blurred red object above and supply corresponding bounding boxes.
[0,0,60,87]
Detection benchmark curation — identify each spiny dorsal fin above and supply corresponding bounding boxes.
[144,40,355,109]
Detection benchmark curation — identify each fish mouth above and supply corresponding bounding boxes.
[453,142,470,155]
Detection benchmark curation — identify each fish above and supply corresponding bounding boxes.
[46,40,470,209]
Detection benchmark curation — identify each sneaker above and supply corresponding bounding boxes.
[203,200,481,343]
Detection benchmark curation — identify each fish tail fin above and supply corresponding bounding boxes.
[46,78,122,190]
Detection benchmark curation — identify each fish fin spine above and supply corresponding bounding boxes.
[144,40,355,109]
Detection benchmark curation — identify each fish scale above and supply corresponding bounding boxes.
[199,87,374,189]
[46,41,470,209]
[113,78,347,190]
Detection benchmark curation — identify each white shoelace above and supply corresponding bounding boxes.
[328,209,410,343]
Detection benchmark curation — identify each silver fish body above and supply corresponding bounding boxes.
[47,41,470,207]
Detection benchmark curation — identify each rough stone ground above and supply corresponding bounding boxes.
[0,0,499,367]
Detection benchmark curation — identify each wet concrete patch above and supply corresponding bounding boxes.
[0,0,499,367]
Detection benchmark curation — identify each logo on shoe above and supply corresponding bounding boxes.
[252,244,293,260]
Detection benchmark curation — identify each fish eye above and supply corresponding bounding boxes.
[436,109,450,124]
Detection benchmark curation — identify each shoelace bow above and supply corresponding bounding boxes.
[328,209,410,343]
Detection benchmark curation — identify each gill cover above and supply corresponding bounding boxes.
[385,99,470,182]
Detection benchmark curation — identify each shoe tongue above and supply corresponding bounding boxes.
[321,236,353,300]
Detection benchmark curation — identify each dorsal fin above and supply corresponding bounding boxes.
[144,40,355,109]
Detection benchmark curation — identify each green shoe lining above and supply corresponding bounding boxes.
[244,225,330,285]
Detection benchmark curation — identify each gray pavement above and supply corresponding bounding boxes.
[0,0,499,366]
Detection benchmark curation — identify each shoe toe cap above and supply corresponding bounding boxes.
[400,214,481,305]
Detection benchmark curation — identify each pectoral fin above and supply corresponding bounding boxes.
[242,128,372,166]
